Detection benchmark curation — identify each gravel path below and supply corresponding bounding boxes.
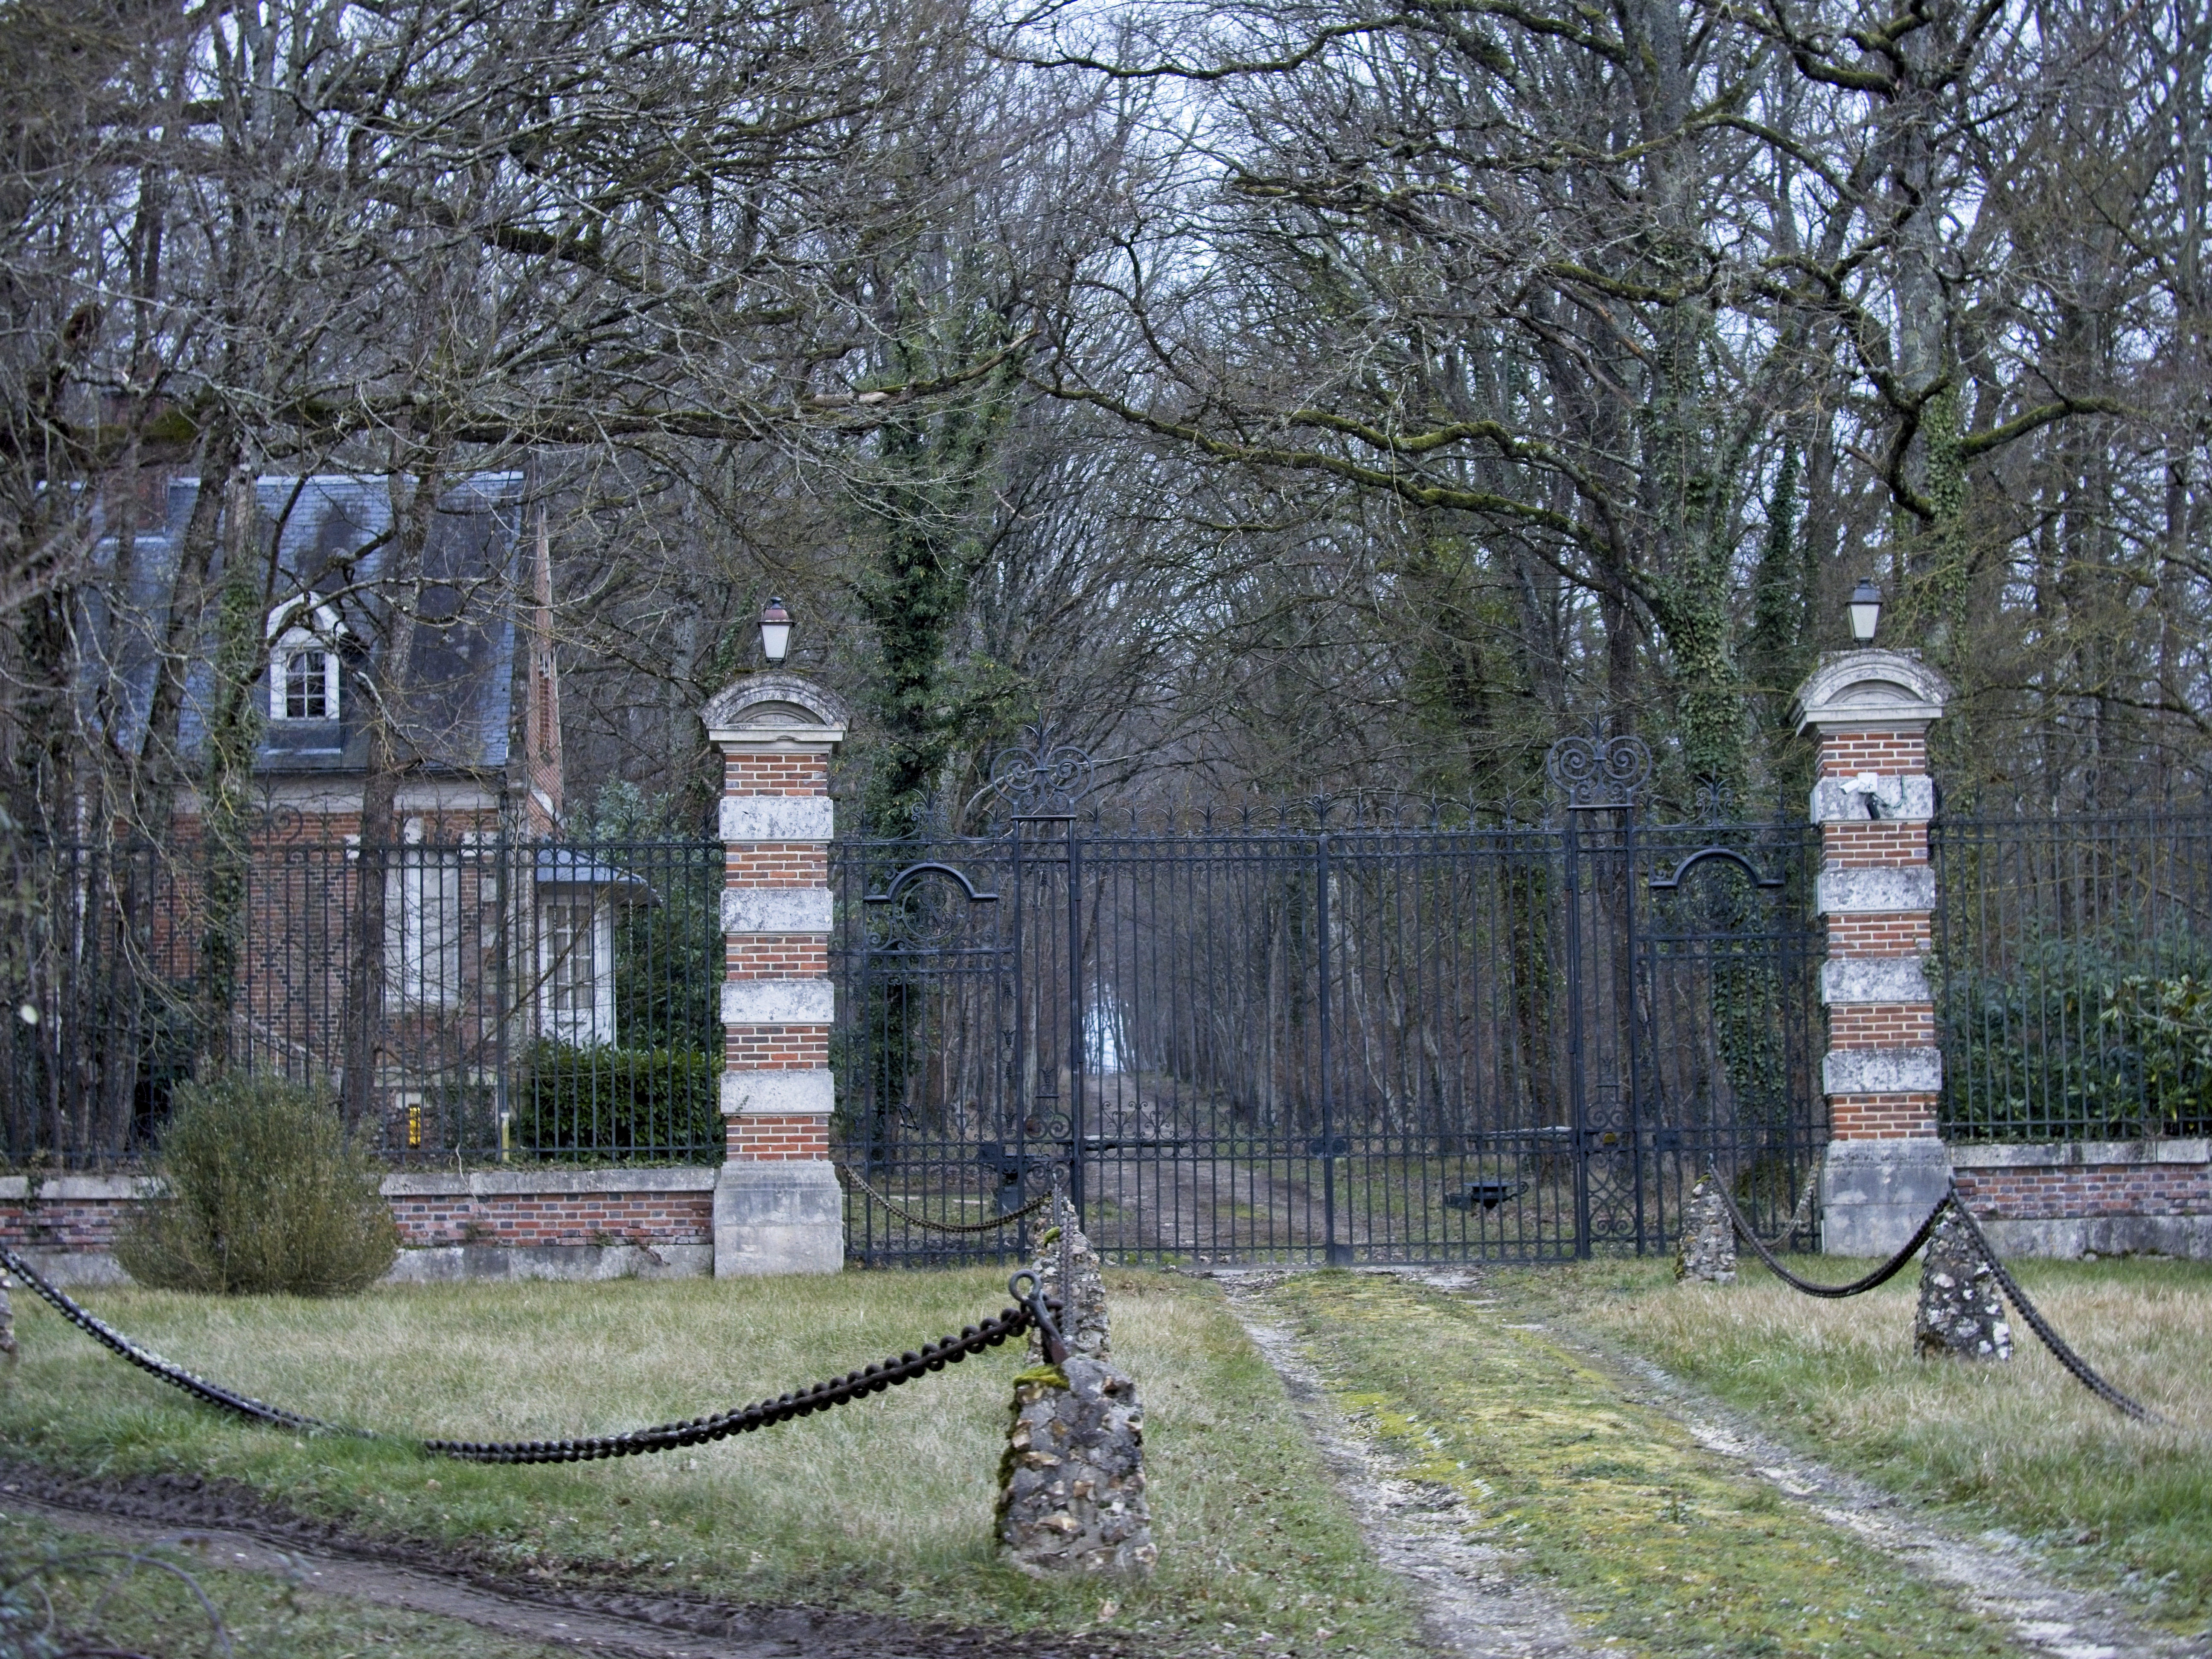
[1208,1263,2203,1659]
[1209,1269,1595,1659]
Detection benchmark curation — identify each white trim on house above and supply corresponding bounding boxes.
[265,593,348,722]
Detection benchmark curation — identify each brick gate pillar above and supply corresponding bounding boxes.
[1790,649,1953,1255]
[700,672,848,1276]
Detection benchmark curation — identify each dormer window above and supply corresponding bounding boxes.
[266,593,346,722]
[282,646,335,719]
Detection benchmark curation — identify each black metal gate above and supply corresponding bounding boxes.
[830,735,1824,1265]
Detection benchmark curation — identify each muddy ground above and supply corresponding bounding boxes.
[0,1457,1140,1659]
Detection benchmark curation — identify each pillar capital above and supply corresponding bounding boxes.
[1790,648,1950,738]
[701,672,849,752]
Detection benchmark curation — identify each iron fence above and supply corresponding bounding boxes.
[0,822,724,1169]
[1933,809,2212,1141]
[831,793,1827,1266]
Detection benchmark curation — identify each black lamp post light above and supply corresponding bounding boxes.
[1848,578,1883,644]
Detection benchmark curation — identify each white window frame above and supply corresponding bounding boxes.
[266,594,346,722]
[537,893,615,1045]
[385,821,463,1007]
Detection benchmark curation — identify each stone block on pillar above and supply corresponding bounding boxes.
[701,671,849,1278]
[1792,648,1955,1256]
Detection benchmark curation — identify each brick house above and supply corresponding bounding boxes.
[88,472,659,1150]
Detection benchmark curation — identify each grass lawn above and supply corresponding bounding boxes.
[1515,1253,2212,1639]
[0,1266,1420,1657]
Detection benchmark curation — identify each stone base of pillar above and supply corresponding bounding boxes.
[713,1160,843,1277]
[998,1356,1156,1577]
[1820,1137,1950,1257]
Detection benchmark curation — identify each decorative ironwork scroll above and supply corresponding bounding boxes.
[980,730,1096,820]
[1544,733,1652,809]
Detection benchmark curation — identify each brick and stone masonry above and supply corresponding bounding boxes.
[1789,649,1954,1254]
[0,1170,716,1284]
[700,672,850,1276]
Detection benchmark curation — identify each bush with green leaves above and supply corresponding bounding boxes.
[114,1072,398,1295]
[1943,929,2212,1139]
[512,1042,721,1161]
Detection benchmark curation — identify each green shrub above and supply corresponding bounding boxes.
[115,1072,398,1295]
[513,1042,721,1161]
[1943,930,2212,1139]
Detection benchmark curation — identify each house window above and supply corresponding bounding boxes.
[546,900,594,1016]
[538,894,614,1043]
[284,648,331,719]
[386,841,462,1007]
[266,595,344,722]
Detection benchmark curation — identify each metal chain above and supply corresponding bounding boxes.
[0,1241,1040,1464]
[0,1243,343,1436]
[1941,1183,2163,1425]
[1749,1171,1819,1251]
[1707,1182,2165,1423]
[836,1164,1055,1234]
[1713,1178,1945,1298]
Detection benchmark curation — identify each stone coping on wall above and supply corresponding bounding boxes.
[380,1168,719,1198]
[4,1168,720,1202]
[0,1174,158,1201]
[1948,1138,2209,1170]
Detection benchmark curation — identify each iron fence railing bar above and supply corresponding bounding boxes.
[1933,809,2212,1142]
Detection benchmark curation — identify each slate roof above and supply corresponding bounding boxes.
[94,473,526,778]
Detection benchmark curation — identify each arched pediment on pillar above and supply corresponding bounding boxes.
[1790,649,1951,735]
[700,672,849,746]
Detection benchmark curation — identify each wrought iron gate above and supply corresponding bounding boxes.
[830,735,1824,1266]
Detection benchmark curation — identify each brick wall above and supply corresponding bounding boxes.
[1815,729,1929,776]
[1820,822,1929,865]
[1828,1004,1938,1046]
[725,1115,831,1161]
[1827,1092,1940,1138]
[2,1170,715,1266]
[1951,1141,2211,1219]
[725,1025,831,1068]
[725,935,830,977]
[725,844,829,885]
[725,752,830,795]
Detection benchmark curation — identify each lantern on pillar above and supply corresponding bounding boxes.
[759,598,792,665]
[1847,579,1883,644]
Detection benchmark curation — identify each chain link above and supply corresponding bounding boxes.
[1749,1172,1819,1251]
[1941,1183,2162,1425]
[0,1242,1040,1464]
[1707,1178,2164,1423]
[1713,1177,1943,1298]
[836,1164,1056,1234]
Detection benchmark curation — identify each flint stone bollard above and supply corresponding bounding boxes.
[1915,1208,2012,1361]
[0,1265,14,1359]
[1674,1176,1737,1284]
[998,1356,1157,1577]
[997,1199,1153,1575]
[1032,1197,1110,1362]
